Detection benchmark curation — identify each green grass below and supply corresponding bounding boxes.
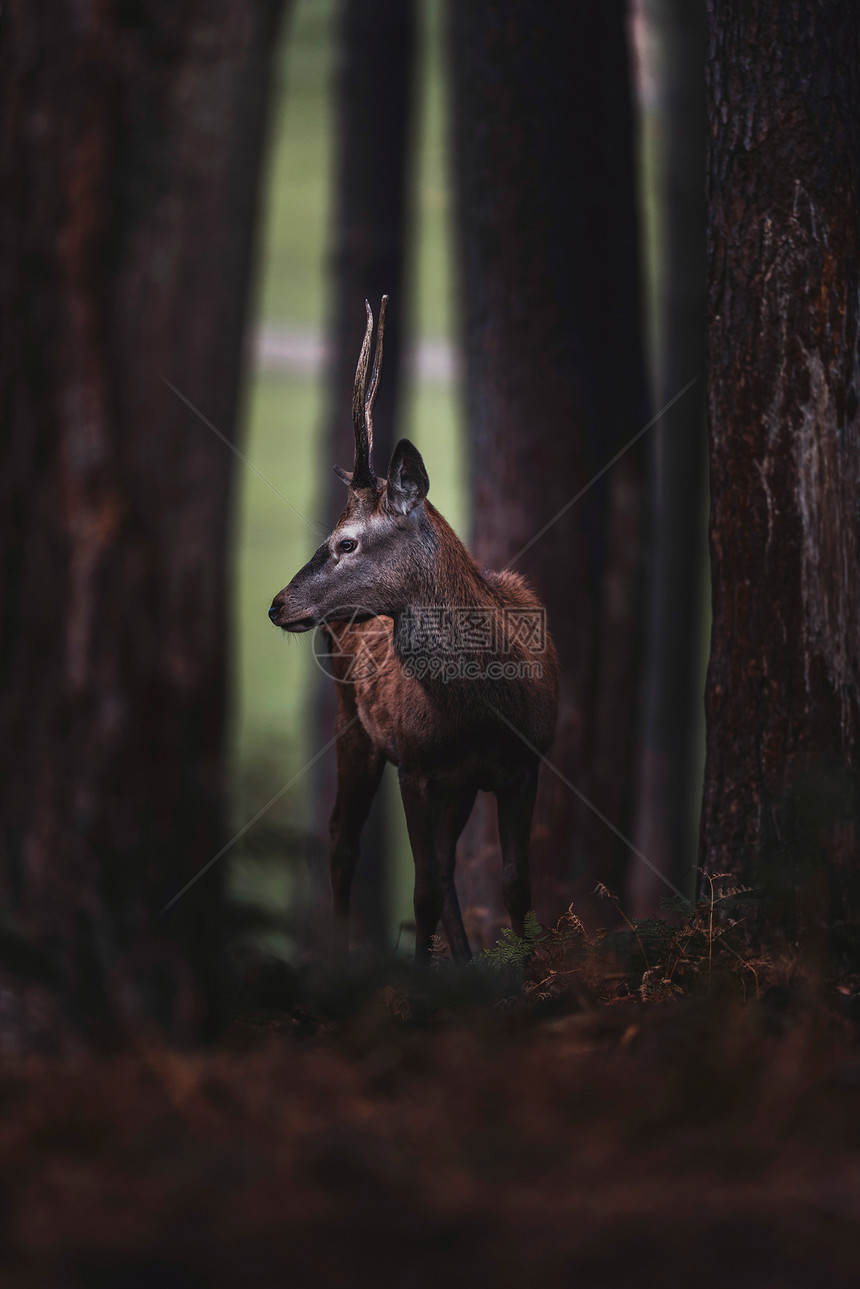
[229,0,464,940]
[252,0,336,330]
[231,372,323,799]
[404,0,459,344]
[253,0,456,340]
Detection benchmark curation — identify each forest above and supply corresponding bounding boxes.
[1,0,859,1284]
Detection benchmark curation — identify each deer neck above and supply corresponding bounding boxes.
[390,504,500,664]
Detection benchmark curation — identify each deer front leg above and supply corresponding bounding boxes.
[398,773,475,964]
[329,720,385,959]
[398,771,442,964]
[439,786,477,962]
[496,764,540,938]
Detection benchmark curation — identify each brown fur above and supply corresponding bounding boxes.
[327,502,557,782]
[272,479,559,962]
[269,300,557,961]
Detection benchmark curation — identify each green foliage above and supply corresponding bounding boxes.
[658,894,694,916]
[473,877,770,1008]
[630,916,677,961]
[609,873,768,999]
[476,912,546,978]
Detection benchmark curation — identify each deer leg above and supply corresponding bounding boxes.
[496,764,540,938]
[329,719,385,958]
[398,771,441,964]
[398,773,475,964]
[438,787,477,962]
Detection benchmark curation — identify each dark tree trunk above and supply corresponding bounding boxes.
[702,2,860,954]
[630,0,708,916]
[313,0,416,950]
[0,0,284,1045]
[448,2,648,939]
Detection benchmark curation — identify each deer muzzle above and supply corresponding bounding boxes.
[268,596,317,632]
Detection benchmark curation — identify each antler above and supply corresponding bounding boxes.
[364,294,387,469]
[351,295,388,489]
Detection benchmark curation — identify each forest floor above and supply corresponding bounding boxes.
[3,915,860,1289]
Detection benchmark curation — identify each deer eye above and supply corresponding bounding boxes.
[337,538,357,554]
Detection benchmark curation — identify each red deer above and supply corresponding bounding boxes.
[269,298,559,962]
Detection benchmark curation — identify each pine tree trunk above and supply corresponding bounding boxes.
[630,0,708,915]
[448,1,648,938]
[313,0,416,949]
[0,0,284,1044]
[702,1,860,954]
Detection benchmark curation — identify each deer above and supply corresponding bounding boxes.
[268,297,559,963]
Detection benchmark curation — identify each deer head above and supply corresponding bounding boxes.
[269,297,433,632]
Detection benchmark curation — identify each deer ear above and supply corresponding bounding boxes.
[333,465,353,485]
[386,439,429,515]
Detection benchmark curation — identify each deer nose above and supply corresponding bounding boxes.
[268,603,280,622]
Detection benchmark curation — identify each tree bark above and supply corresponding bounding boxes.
[314,0,416,950]
[630,0,708,915]
[702,1,860,954]
[0,0,284,1044]
[448,1,649,939]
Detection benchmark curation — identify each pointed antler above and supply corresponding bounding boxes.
[364,294,388,470]
[350,295,388,489]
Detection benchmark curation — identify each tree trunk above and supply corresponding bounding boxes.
[313,0,416,950]
[630,0,708,916]
[702,1,860,956]
[448,1,648,939]
[0,0,284,1045]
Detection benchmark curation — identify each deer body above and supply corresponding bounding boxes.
[270,300,558,960]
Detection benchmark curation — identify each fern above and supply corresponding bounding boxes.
[476,912,545,977]
[523,911,544,943]
[658,895,694,916]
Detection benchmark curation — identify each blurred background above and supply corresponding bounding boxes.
[1,0,708,1031]
[229,0,708,959]
[7,13,860,1285]
[230,0,466,954]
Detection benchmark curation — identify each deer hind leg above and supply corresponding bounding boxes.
[496,764,540,938]
[329,717,385,958]
[398,774,476,964]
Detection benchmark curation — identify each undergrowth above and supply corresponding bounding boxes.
[470,873,772,1006]
[235,872,860,1039]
